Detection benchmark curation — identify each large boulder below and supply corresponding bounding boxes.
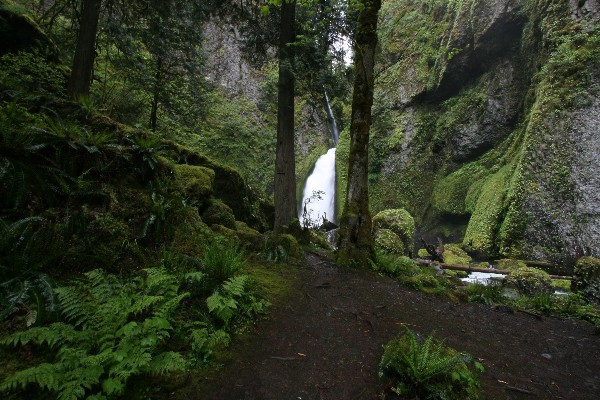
[372,209,415,257]
[0,8,58,60]
[572,256,600,305]
[504,267,552,296]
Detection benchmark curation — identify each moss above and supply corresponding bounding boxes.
[374,228,405,256]
[171,206,212,256]
[234,221,264,252]
[495,259,527,271]
[83,212,131,272]
[505,266,552,296]
[264,233,303,261]
[463,166,510,257]
[417,248,430,258]
[172,163,214,208]
[432,162,489,215]
[210,224,240,243]
[201,199,236,229]
[572,256,600,305]
[372,209,416,254]
[442,243,472,265]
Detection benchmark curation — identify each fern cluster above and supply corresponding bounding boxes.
[0,269,188,399]
[379,329,483,399]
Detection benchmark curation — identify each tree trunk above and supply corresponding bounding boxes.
[68,0,102,99]
[273,1,297,233]
[337,0,381,267]
[149,57,163,131]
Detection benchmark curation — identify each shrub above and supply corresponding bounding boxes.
[572,256,600,305]
[379,329,483,399]
[201,238,245,290]
[0,269,188,399]
[371,253,419,278]
[504,267,552,296]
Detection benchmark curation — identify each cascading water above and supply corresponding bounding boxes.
[299,92,339,228]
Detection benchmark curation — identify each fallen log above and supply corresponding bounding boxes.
[415,259,573,281]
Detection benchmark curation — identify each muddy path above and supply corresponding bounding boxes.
[186,253,600,399]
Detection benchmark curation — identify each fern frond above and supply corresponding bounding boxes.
[0,363,60,392]
[155,292,189,319]
[146,352,187,375]
[222,275,249,297]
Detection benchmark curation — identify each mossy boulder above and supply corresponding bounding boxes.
[495,259,527,271]
[505,267,552,296]
[172,163,214,208]
[372,209,415,256]
[171,207,211,256]
[442,244,472,265]
[572,256,600,305]
[0,8,58,60]
[417,248,430,258]
[264,233,302,260]
[165,144,274,232]
[374,228,405,256]
[210,224,240,243]
[84,213,130,272]
[201,199,236,229]
[234,221,264,251]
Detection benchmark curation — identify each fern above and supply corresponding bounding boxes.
[0,268,189,399]
[379,329,482,399]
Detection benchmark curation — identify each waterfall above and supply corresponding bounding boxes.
[299,91,339,228]
[324,91,339,145]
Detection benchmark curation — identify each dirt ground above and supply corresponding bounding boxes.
[184,252,600,399]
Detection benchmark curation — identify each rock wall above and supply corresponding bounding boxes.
[200,11,331,198]
[350,0,600,271]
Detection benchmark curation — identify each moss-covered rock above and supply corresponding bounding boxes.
[495,259,527,271]
[201,199,236,229]
[505,267,552,296]
[374,228,405,256]
[442,244,472,265]
[235,221,264,251]
[572,256,600,305]
[0,8,58,60]
[264,233,303,260]
[417,248,430,258]
[84,212,131,272]
[171,207,211,256]
[372,209,415,256]
[463,166,509,257]
[210,224,239,243]
[172,163,214,208]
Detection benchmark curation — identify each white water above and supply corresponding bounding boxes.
[299,148,337,227]
[299,92,340,228]
[460,271,506,285]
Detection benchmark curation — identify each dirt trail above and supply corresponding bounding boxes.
[190,253,600,399]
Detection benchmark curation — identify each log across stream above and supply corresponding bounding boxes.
[415,259,573,281]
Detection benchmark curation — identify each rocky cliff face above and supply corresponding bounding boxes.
[346,0,600,271]
[200,10,332,198]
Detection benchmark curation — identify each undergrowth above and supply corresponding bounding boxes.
[379,328,484,399]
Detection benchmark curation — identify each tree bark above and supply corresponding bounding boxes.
[68,0,102,99]
[273,1,297,233]
[337,0,381,267]
[149,57,163,131]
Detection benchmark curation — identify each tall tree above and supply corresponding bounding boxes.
[273,0,297,232]
[68,0,102,99]
[337,0,381,266]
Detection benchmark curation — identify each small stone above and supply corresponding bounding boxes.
[541,353,552,360]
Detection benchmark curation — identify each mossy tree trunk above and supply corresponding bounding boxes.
[274,1,297,233]
[68,0,102,99]
[337,0,381,266]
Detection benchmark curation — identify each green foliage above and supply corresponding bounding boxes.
[207,275,270,329]
[466,280,505,305]
[371,253,419,278]
[572,256,600,305]
[201,238,245,290]
[504,266,552,296]
[0,50,66,98]
[379,328,483,399]
[0,268,189,399]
